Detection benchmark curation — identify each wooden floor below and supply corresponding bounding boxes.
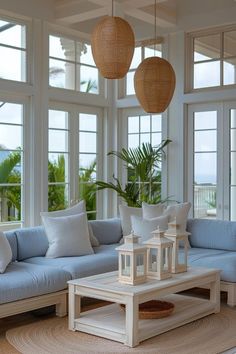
[0,290,229,354]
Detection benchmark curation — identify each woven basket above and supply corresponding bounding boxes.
[134,56,176,113]
[120,300,174,319]
[91,16,135,79]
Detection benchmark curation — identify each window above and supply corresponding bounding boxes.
[49,35,99,94]
[188,27,236,90]
[125,44,162,96]
[79,113,98,219]
[0,102,24,223]
[230,109,236,220]
[48,110,69,211]
[0,19,26,82]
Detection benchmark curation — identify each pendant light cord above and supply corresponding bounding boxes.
[154,0,157,54]
[112,0,114,17]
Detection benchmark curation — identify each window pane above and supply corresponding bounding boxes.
[128,116,139,133]
[126,71,135,95]
[194,185,216,219]
[224,59,236,85]
[145,45,162,58]
[0,22,26,48]
[194,111,217,130]
[230,186,236,221]
[48,184,69,211]
[194,153,217,184]
[48,110,68,129]
[231,129,236,151]
[194,61,220,89]
[79,132,96,153]
[231,152,236,185]
[48,130,68,152]
[79,65,98,94]
[0,185,21,222]
[140,133,150,145]
[48,153,68,183]
[130,47,141,69]
[194,130,216,152]
[152,132,162,146]
[224,31,236,57]
[231,109,236,128]
[78,182,96,216]
[79,114,96,131]
[140,115,150,133]
[49,59,75,89]
[194,34,221,61]
[0,46,26,81]
[152,114,162,131]
[128,134,139,148]
[79,43,95,66]
[0,125,22,149]
[79,154,96,170]
[0,150,22,181]
[0,103,22,124]
[49,35,75,60]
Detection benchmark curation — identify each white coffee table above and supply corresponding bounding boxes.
[68,267,220,347]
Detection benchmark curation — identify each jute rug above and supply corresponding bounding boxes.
[6,306,236,354]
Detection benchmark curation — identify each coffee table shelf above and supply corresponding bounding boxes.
[68,267,220,347]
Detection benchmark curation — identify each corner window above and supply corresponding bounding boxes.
[0,19,27,82]
[49,35,99,94]
[0,102,24,223]
[188,27,236,90]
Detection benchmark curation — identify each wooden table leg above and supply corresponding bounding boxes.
[68,284,81,331]
[125,296,139,347]
[210,272,221,313]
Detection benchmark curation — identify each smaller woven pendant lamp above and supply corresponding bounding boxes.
[91,0,135,79]
[134,0,175,113]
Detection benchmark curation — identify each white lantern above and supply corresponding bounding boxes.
[116,232,147,285]
[164,218,190,273]
[143,227,173,280]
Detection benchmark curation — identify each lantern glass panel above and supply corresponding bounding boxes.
[162,248,169,271]
[177,242,185,265]
[121,254,131,276]
[149,248,157,272]
[136,253,144,276]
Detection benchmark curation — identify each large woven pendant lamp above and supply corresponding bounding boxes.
[134,0,175,113]
[91,0,135,79]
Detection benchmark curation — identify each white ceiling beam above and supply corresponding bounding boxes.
[124,7,176,27]
[89,0,108,7]
[123,0,168,10]
[56,6,108,23]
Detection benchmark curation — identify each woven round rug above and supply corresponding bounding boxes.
[6,306,236,354]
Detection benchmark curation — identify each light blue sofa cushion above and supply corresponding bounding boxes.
[89,218,122,244]
[187,218,236,251]
[0,261,71,305]
[15,226,49,261]
[4,231,17,261]
[24,244,119,279]
[187,247,236,283]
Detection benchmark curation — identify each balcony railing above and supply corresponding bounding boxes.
[194,184,216,219]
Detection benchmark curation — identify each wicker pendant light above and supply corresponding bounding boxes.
[91,1,135,79]
[134,0,176,113]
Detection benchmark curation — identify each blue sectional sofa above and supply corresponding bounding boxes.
[1,217,236,319]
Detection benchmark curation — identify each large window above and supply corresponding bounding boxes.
[125,44,162,96]
[0,19,26,82]
[188,27,236,90]
[0,102,24,223]
[49,35,99,94]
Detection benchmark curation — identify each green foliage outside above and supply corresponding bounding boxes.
[95,140,171,207]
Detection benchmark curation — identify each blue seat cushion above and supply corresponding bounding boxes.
[89,218,122,245]
[187,247,236,282]
[15,226,49,261]
[0,262,71,305]
[24,244,119,279]
[187,218,236,251]
[4,230,17,261]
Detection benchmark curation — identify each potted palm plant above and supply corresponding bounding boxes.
[95,139,171,207]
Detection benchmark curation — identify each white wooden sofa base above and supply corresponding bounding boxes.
[0,281,235,319]
[0,290,68,319]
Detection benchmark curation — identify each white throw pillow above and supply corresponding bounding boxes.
[163,202,191,232]
[142,202,166,219]
[40,200,99,247]
[119,205,142,236]
[42,212,94,258]
[131,215,169,242]
[0,231,12,273]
